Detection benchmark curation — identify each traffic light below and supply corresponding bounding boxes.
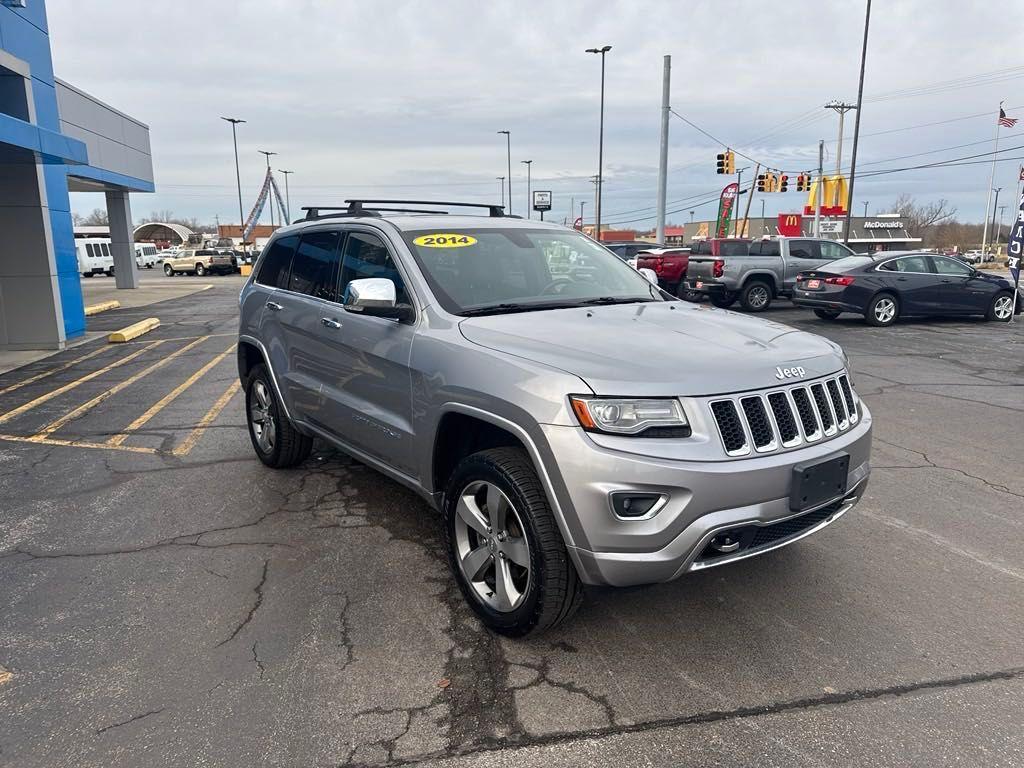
[796,174,808,192]
[779,174,789,193]
[724,150,735,175]
[757,174,766,192]
[763,172,776,192]
[716,153,726,174]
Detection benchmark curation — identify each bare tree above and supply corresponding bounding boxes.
[78,208,109,226]
[893,194,957,233]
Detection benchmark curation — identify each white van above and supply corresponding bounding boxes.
[134,243,159,269]
[76,238,115,277]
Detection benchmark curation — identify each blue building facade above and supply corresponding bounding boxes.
[0,0,153,350]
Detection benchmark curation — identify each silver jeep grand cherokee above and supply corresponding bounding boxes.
[237,200,872,636]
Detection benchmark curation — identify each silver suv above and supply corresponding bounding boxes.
[237,200,872,636]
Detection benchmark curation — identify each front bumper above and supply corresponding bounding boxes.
[541,403,872,587]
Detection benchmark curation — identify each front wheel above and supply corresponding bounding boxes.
[245,364,313,468]
[443,448,583,637]
[709,291,737,309]
[163,263,174,276]
[814,308,842,320]
[987,291,1014,322]
[740,281,772,312]
[866,293,898,327]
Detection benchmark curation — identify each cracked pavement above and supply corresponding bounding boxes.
[0,282,1022,766]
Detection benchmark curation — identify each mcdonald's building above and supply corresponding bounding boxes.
[683,212,921,252]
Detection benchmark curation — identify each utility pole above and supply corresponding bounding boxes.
[997,204,1007,246]
[278,169,293,223]
[843,0,872,245]
[815,140,823,237]
[760,198,766,232]
[496,177,505,207]
[521,160,532,218]
[590,175,599,233]
[825,101,857,174]
[740,163,759,239]
[497,131,512,214]
[586,45,612,240]
[733,166,747,236]
[991,187,1002,251]
[258,150,277,228]
[580,200,586,231]
[656,54,671,244]
[220,117,246,249]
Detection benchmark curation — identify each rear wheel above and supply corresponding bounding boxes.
[709,291,737,309]
[163,263,174,276]
[987,291,1014,322]
[195,263,206,277]
[866,293,898,327]
[245,363,313,468]
[740,281,772,312]
[443,447,582,637]
[814,308,842,320]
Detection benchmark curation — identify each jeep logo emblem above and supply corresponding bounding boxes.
[775,366,806,380]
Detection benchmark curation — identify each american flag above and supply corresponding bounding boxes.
[998,107,1018,128]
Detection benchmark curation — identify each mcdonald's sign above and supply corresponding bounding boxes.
[778,213,802,237]
[803,175,848,216]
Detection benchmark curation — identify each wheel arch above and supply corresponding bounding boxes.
[742,271,778,294]
[236,335,293,421]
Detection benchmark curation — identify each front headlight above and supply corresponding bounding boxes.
[570,396,689,436]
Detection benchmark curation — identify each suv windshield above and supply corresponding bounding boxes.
[401,228,660,315]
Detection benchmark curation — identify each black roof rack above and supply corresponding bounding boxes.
[300,199,506,222]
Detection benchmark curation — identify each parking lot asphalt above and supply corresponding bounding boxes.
[0,280,1022,767]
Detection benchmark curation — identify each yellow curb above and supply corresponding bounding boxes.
[108,318,160,343]
[84,300,121,316]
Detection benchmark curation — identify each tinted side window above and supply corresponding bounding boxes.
[894,256,931,273]
[256,234,299,289]
[788,240,818,259]
[749,240,779,256]
[86,244,96,258]
[101,243,111,258]
[340,232,409,305]
[720,241,750,257]
[819,241,851,261]
[692,241,709,255]
[289,230,342,301]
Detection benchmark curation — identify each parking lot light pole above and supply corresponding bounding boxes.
[258,150,277,228]
[496,177,505,207]
[521,160,532,218]
[863,201,869,218]
[498,131,512,214]
[580,200,586,231]
[220,117,246,248]
[278,169,293,223]
[586,45,612,241]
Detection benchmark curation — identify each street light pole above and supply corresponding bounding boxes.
[586,45,612,241]
[521,160,532,218]
[997,204,1007,245]
[278,169,293,223]
[496,177,505,206]
[863,201,869,218]
[221,117,246,247]
[991,187,1002,253]
[580,200,586,231]
[497,131,512,215]
[258,150,278,228]
[842,0,872,245]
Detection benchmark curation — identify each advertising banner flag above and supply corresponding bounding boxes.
[715,183,739,238]
[269,172,289,223]
[242,169,272,243]
[1007,190,1023,318]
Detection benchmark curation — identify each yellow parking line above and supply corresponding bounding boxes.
[172,380,241,456]
[0,341,163,427]
[0,345,111,398]
[107,342,236,447]
[0,433,157,454]
[28,336,210,441]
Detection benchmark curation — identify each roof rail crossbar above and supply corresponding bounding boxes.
[343,199,506,217]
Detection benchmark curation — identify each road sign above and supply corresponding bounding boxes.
[819,221,842,233]
[533,191,552,212]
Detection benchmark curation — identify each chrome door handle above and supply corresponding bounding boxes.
[266,301,283,311]
[321,317,342,329]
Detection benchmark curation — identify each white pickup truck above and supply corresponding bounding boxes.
[684,237,858,312]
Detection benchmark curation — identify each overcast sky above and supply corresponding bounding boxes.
[49,0,1024,229]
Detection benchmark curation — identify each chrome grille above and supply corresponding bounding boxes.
[709,373,858,457]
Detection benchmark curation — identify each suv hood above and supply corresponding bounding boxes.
[459,301,844,397]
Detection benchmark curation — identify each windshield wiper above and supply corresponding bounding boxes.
[460,301,576,317]
[576,296,655,306]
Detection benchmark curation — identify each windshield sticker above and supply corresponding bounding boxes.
[413,234,478,248]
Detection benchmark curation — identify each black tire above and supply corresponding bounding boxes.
[740,280,772,312]
[164,263,174,276]
[105,269,114,277]
[82,272,92,278]
[709,291,737,309]
[195,263,206,277]
[245,363,313,468]
[865,293,899,327]
[986,291,1014,322]
[442,447,583,637]
[680,289,702,302]
[814,308,842,320]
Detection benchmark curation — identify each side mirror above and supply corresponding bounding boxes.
[639,267,659,285]
[343,278,413,321]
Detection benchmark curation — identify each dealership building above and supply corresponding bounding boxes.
[1,1,153,351]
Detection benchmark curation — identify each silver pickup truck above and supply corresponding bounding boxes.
[685,237,858,312]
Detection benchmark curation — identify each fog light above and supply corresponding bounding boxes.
[610,492,665,519]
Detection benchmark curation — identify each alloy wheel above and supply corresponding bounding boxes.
[994,295,1013,320]
[249,380,276,453]
[453,480,531,613]
[874,297,896,324]
[748,285,769,309]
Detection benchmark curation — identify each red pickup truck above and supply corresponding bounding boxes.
[635,247,691,295]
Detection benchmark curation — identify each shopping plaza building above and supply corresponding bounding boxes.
[1,0,153,350]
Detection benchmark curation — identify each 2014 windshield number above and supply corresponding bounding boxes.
[414,234,477,248]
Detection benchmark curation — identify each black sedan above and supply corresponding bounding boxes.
[792,251,1020,326]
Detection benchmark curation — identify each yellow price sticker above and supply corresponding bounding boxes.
[412,233,478,248]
